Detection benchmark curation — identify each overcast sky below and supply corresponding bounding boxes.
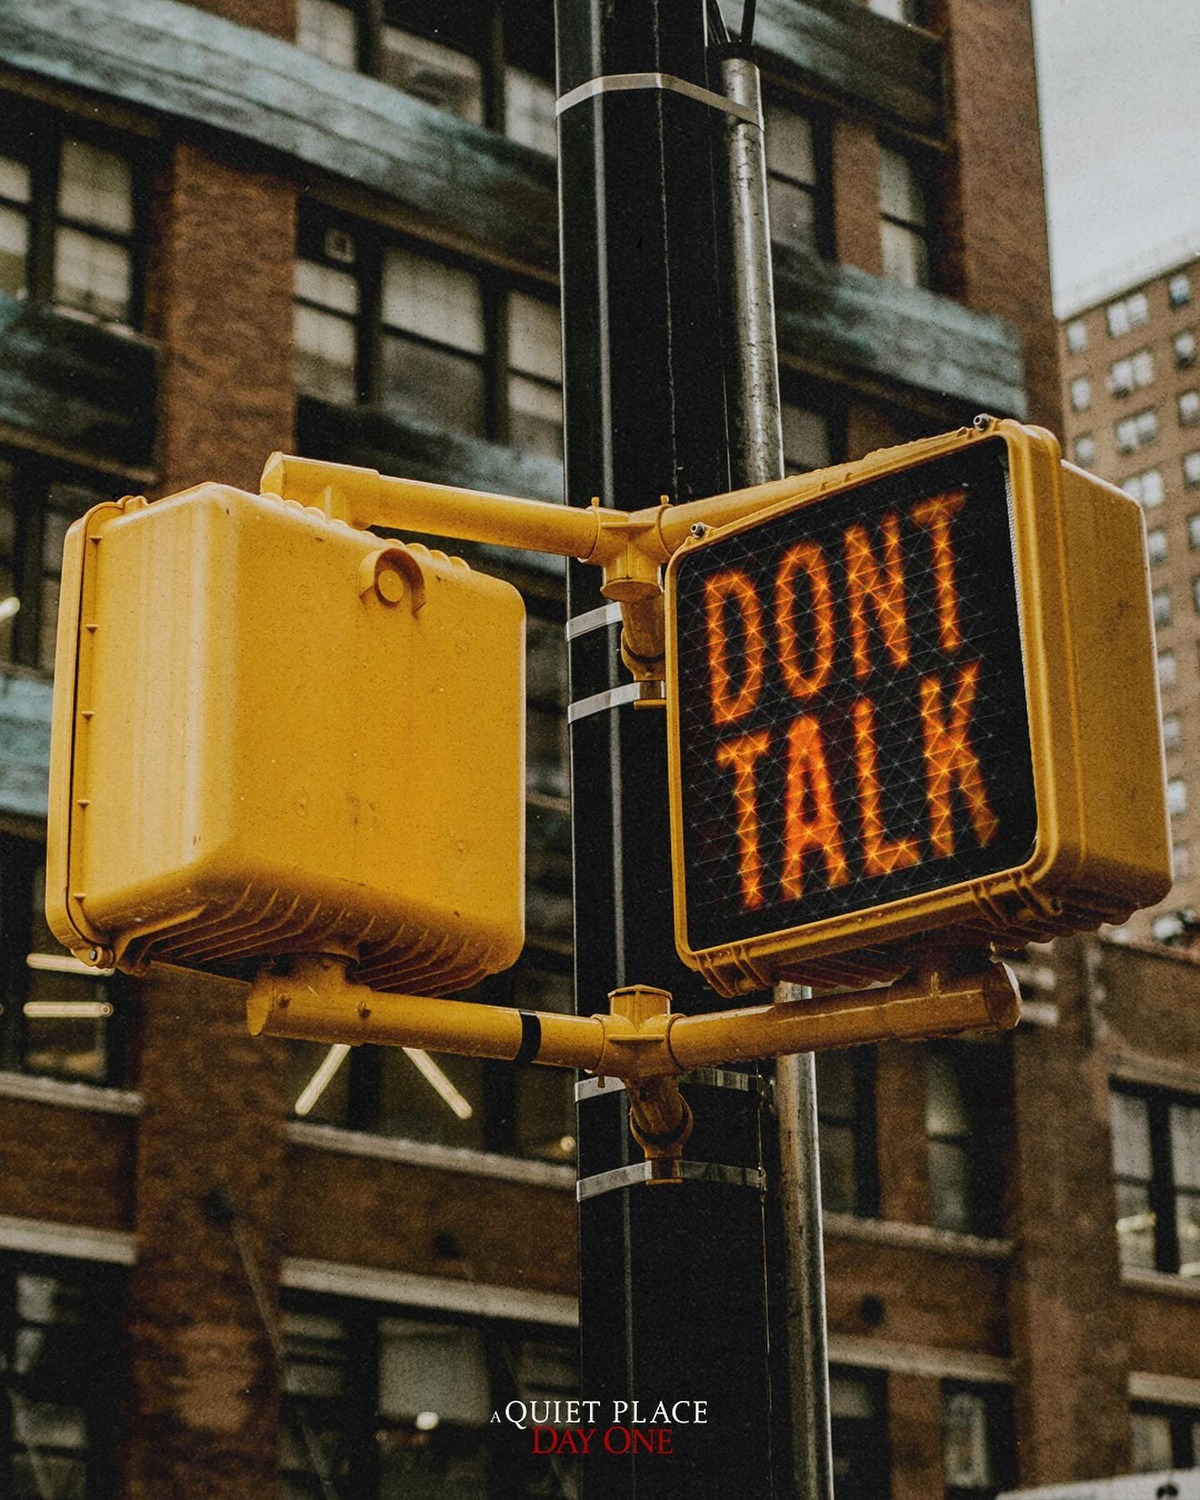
[1030,0,1200,313]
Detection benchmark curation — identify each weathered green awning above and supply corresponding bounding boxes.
[0,296,158,473]
[773,245,1028,420]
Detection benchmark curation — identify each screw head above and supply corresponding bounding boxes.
[690,522,708,539]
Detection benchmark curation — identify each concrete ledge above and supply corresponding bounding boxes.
[824,1212,1013,1261]
[827,1332,1014,1384]
[286,1119,575,1191]
[0,1211,136,1265]
[282,1255,578,1327]
[0,1068,142,1116]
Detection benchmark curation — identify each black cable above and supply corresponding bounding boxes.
[707,0,731,47]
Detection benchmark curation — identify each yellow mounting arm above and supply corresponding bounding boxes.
[250,954,1019,1166]
[259,452,838,676]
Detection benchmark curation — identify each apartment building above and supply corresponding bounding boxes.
[4,1,1195,1498]
[1059,245,1200,943]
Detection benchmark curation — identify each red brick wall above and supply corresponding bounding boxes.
[0,1098,136,1230]
[187,0,295,39]
[889,1373,946,1500]
[150,143,296,496]
[286,1147,578,1295]
[1006,942,1132,1486]
[875,1044,933,1224]
[832,120,885,277]
[122,968,290,1499]
[937,0,1062,429]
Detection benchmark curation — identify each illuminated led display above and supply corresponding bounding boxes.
[668,438,1038,961]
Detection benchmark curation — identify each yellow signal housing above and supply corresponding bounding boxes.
[46,484,525,994]
[664,420,1172,996]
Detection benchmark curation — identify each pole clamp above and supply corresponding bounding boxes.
[557,72,761,127]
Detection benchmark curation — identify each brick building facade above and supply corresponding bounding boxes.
[1058,245,1200,946]
[2,0,1197,1496]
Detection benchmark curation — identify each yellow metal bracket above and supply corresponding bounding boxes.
[249,952,1019,1165]
[258,450,880,681]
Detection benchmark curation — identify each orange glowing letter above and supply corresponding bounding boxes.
[781,716,850,900]
[775,542,835,701]
[714,730,772,910]
[910,488,967,654]
[918,662,1000,857]
[704,569,765,725]
[852,697,920,877]
[844,513,910,680]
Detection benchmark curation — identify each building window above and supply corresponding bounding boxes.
[1147,526,1168,564]
[1185,451,1200,487]
[295,204,562,453]
[1124,468,1164,507]
[1115,407,1158,453]
[382,26,485,124]
[0,453,115,672]
[1190,513,1200,549]
[505,65,557,157]
[815,1049,878,1217]
[296,0,359,68]
[1169,272,1193,308]
[1069,376,1092,412]
[0,113,143,328]
[782,400,836,475]
[287,949,576,1163]
[765,101,828,254]
[380,244,488,435]
[1164,713,1182,751]
[508,291,563,460]
[1193,576,1200,614]
[295,0,556,155]
[943,1385,1014,1499]
[0,833,126,1085]
[879,143,931,289]
[1153,587,1172,627]
[1174,842,1191,879]
[1175,330,1197,368]
[830,1369,890,1499]
[1131,1403,1200,1471]
[1168,777,1188,817]
[1072,434,1095,467]
[1106,290,1150,337]
[869,0,924,19]
[1180,390,1200,426]
[1065,318,1088,354]
[1109,349,1155,395]
[281,1298,578,1498]
[1112,1085,1200,1277]
[1158,649,1177,688]
[0,1255,121,1495]
[926,1044,1005,1237]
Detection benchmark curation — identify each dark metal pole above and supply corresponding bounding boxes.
[712,44,837,1500]
[555,3,778,1495]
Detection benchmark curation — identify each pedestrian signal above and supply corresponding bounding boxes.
[665,420,1171,995]
[46,484,525,994]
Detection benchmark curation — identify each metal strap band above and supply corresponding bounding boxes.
[557,72,760,128]
[576,1077,626,1102]
[513,1011,542,1067]
[576,1161,766,1200]
[575,1068,768,1103]
[567,679,664,723]
[566,601,623,641]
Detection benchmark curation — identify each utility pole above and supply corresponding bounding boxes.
[556,2,783,1494]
